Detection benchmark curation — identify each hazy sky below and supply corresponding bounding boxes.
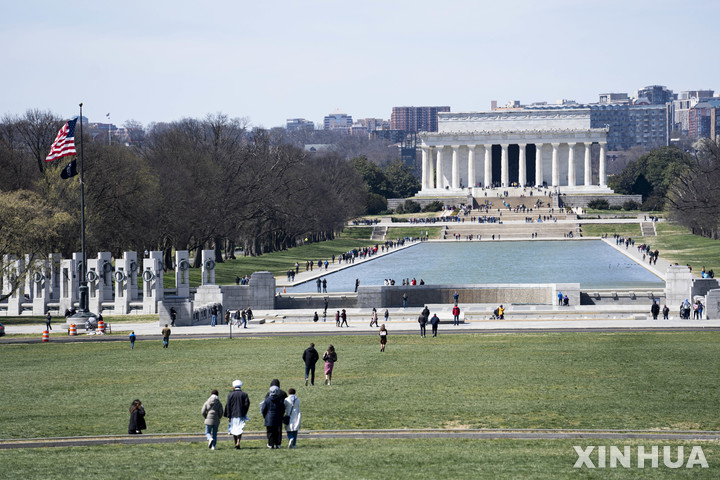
[3,0,717,129]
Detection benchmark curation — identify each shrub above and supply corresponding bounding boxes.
[587,199,610,210]
[622,200,640,211]
[422,200,444,212]
[395,204,405,214]
[403,200,421,214]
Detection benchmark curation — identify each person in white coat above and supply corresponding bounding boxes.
[284,388,301,448]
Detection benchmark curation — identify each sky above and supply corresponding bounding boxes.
[2,0,718,130]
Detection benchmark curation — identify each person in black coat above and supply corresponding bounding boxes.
[261,385,286,448]
[224,380,250,449]
[302,343,319,386]
[430,314,440,337]
[128,399,146,434]
[418,307,429,338]
[650,301,660,320]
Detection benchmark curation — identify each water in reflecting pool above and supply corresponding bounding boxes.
[285,240,664,293]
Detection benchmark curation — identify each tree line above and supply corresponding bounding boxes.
[0,110,384,271]
[609,141,720,240]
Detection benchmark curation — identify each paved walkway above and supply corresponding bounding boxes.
[3,428,720,449]
[5,313,720,340]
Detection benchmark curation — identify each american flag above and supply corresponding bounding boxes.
[45,118,77,162]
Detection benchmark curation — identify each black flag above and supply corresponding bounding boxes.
[60,159,78,179]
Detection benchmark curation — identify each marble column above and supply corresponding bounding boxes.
[535,143,543,186]
[467,145,476,189]
[436,146,444,189]
[451,145,460,189]
[518,144,526,187]
[567,143,576,187]
[551,143,560,187]
[599,142,607,187]
[484,145,492,187]
[421,147,429,190]
[500,144,509,187]
[584,142,592,186]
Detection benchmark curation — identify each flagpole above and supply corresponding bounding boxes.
[77,102,90,317]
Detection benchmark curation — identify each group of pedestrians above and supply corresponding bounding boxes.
[200,378,302,450]
[417,305,440,337]
[302,343,337,386]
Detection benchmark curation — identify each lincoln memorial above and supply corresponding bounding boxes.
[417,109,612,196]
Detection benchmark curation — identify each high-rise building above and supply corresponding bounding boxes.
[390,106,450,133]
[671,90,715,134]
[635,85,675,105]
[323,110,353,133]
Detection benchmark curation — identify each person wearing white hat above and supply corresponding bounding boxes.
[224,380,250,449]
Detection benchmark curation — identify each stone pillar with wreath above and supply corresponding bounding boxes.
[142,251,164,314]
[114,251,139,314]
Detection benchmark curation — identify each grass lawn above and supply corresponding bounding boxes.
[2,439,718,479]
[650,223,720,274]
[3,331,720,478]
[386,226,442,239]
[580,223,642,238]
[2,332,720,439]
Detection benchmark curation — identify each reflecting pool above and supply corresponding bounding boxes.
[285,240,665,293]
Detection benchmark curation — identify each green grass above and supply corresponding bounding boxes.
[3,332,720,478]
[387,226,441,239]
[2,332,720,439]
[580,223,642,238]
[650,223,720,274]
[2,439,718,479]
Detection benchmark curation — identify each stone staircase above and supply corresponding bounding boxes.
[370,225,388,241]
[641,222,656,236]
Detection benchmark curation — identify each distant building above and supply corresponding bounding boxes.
[598,93,630,104]
[355,118,389,131]
[635,85,675,105]
[323,110,353,133]
[286,118,314,131]
[671,90,715,134]
[688,99,720,139]
[523,103,669,151]
[390,106,450,133]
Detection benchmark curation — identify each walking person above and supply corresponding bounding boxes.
[662,304,670,320]
[340,309,348,327]
[370,308,379,327]
[210,305,218,327]
[303,343,319,386]
[418,310,427,338]
[402,292,408,308]
[384,309,389,323]
[335,310,340,327]
[430,313,440,337]
[379,324,388,352]
[261,385,285,449]
[323,345,337,385]
[129,331,136,349]
[284,388,301,448]
[650,301,660,320]
[45,311,52,331]
[453,291,459,306]
[170,307,177,327]
[128,399,146,434]
[452,304,461,326]
[201,389,223,450]
[322,278,327,293]
[161,324,171,348]
[225,380,250,449]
